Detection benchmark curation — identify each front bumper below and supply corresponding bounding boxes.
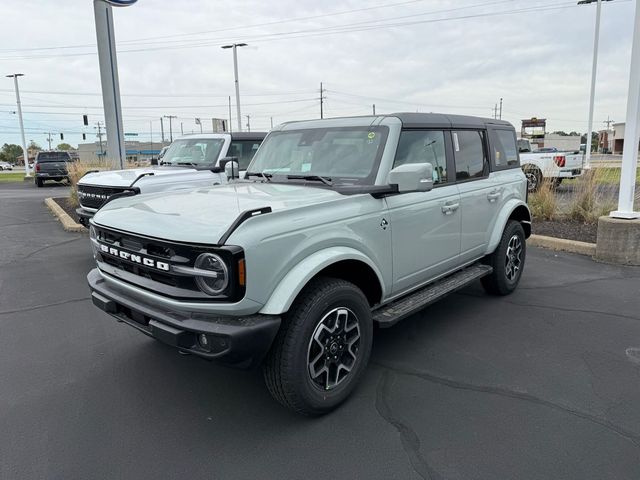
[87,269,281,368]
[76,207,94,227]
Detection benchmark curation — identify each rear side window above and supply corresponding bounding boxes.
[37,152,71,162]
[393,130,447,185]
[228,140,262,170]
[452,130,488,181]
[491,129,519,169]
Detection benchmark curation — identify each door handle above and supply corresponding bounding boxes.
[441,202,459,215]
[487,190,501,202]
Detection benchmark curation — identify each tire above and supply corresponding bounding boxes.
[523,165,542,193]
[263,277,373,416]
[481,220,526,296]
[35,178,43,188]
[552,178,563,189]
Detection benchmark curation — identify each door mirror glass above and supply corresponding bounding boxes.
[388,162,433,193]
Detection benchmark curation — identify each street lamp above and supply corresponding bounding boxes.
[578,0,613,167]
[221,43,248,132]
[6,73,31,177]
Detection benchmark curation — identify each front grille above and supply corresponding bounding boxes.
[78,185,128,209]
[92,225,244,302]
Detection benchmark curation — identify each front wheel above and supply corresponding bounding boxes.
[263,277,373,416]
[481,220,526,296]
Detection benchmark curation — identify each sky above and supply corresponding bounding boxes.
[0,0,636,149]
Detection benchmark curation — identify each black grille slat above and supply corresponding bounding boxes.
[78,185,127,209]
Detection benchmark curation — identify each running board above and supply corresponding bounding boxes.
[373,264,493,327]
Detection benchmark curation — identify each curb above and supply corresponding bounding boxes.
[528,234,596,256]
[44,197,85,233]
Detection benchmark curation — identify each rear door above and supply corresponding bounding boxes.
[452,130,497,262]
[386,129,461,295]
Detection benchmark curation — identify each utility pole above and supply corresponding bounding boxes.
[163,115,177,142]
[181,122,184,135]
[245,115,251,132]
[499,98,503,120]
[228,96,233,133]
[6,73,30,176]
[95,121,105,157]
[160,117,165,143]
[493,104,498,119]
[320,82,325,119]
[372,104,376,115]
[44,132,56,150]
[603,116,614,129]
[270,116,274,129]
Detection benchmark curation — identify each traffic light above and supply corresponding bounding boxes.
[60,133,64,140]
[83,114,88,126]
[82,133,86,140]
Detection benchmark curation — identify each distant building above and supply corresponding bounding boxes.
[542,133,581,152]
[77,140,169,163]
[598,129,614,153]
[610,123,632,155]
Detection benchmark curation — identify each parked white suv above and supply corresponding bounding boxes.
[76,132,265,226]
[87,113,531,415]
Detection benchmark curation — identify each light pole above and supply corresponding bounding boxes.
[221,43,247,132]
[611,0,640,218]
[6,74,31,176]
[578,0,613,168]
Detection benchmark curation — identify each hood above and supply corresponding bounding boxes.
[78,166,197,188]
[92,182,344,244]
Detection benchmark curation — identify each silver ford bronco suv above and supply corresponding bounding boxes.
[87,113,531,415]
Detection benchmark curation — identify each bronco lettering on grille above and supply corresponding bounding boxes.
[99,244,170,271]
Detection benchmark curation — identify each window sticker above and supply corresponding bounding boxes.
[453,132,460,152]
[367,132,376,139]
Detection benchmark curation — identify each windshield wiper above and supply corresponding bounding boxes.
[286,174,333,186]
[245,171,272,182]
[176,162,197,166]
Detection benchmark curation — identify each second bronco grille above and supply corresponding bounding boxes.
[78,185,128,209]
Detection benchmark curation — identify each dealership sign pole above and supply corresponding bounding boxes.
[611,0,640,219]
[93,0,136,169]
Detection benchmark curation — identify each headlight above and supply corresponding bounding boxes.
[194,253,229,295]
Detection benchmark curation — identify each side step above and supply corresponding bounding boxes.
[373,264,493,327]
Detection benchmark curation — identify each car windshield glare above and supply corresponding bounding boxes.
[161,138,225,167]
[247,126,388,185]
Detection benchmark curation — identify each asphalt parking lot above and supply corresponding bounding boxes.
[1,182,640,480]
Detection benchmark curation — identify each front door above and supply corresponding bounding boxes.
[385,129,461,295]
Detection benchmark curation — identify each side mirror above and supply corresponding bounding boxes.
[220,156,240,179]
[388,162,434,193]
[150,157,158,166]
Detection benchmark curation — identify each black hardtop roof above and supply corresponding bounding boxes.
[389,112,513,129]
[230,132,267,140]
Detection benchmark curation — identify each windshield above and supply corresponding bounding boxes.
[160,138,225,167]
[37,152,71,162]
[247,126,388,185]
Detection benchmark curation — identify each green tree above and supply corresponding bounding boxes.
[28,140,42,151]
[0,143,23,163]
[552,131,568,136]
[57,143,72,150]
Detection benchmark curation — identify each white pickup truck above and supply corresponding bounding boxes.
[517,139,585,192]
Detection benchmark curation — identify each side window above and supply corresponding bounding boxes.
[393,130,447,185]
[453,130,488,181]
[229,140,262,170]
[492,129,519,169]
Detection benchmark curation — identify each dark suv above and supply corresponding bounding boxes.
[34,151,73,187]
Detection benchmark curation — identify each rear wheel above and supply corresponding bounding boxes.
[35,178,43,188]
[523,165,542,193]
[482,220,526,296]
[263,277,373,416]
